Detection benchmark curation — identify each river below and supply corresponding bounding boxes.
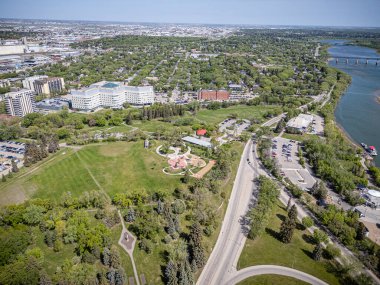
[325,40,380,165]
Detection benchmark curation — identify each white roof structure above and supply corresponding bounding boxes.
[182,136,212,148]
[368,190,380,198]
[287,114,314,131]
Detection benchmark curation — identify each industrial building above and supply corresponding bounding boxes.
[71,81,154,111]
[4,88,36,117]
[286,114,314,134]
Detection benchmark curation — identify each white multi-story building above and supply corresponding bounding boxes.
[5,89,36,117]
[125,86,154,106]
[71,81,154,111]
[22,75,48,91]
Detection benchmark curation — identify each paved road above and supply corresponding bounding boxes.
[225,265,328,285]
[197,140,258,285]
[315,43,321,59]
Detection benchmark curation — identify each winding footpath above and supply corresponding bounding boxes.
[117,211,140,285]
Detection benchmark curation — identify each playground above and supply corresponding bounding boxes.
[156,144,213,178]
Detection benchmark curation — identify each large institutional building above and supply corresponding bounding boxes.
[4,89,36,117]
[71,81,154,111]
[198,90,230,101]
[23,75,65,95]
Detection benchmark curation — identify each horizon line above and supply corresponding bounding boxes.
[1,17,380,29]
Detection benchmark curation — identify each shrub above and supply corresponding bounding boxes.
[302,217,314,229]
[313,229,328,244]
[324,244,341,259]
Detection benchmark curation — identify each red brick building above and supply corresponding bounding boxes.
[198,90,230,101]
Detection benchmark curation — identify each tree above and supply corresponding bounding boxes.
[181,170,191,184]
[313,229,328,244]
[172,199,186,214]
[110,246,121,269]
[312,181,328,200]
[102,247,111,267]
[23,205,45,225]
[114,268,125,285]
[125,208,136,223]
[189,222,206,268]
[312,243,323,261]
[53,240,63,252]
[356,222,367,241]
[279,217,295,243]
[165,260,178,285]
[302,217,314,229]
[324,244,341,259]
[288,204,298,223]
[157,199,164,214]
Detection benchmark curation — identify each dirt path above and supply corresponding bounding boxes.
[192,160,216,179]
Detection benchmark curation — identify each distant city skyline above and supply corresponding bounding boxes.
[0,0,380,27]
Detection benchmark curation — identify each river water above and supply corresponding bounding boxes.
[325,40,380,165]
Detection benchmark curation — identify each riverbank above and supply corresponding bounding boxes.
[325,40,380,166]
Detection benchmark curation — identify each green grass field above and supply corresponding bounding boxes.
[0,141,182,203]
[237,275,309,285]
[238,200,340,285]
[194,105,282,125]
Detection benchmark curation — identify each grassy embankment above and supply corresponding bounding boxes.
[238,201,340,285]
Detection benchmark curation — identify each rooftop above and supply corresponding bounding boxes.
[182,136,212,148]
[287,114,314,130]
[102,82,119,88]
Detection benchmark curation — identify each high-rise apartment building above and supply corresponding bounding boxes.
[5,89,36,117]
[22,75,65,95]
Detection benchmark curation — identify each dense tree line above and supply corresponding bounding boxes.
[247,176,279,239]
[0,189,126,285]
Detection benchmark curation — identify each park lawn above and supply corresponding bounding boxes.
[194,105,282,125]
[77,141,182,197]
[237,200,340,285]
[237,275,309,285]
[0,141,182,203]
[0,148,75,206]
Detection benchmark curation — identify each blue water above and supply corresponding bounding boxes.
[325,40,380,165]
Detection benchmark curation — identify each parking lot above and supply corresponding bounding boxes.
[219,119,250,136]
[272,137,316,190]
[0,141,25,174]
[307,114,324,135]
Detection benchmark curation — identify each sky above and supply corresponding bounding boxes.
[0,0,380,27]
